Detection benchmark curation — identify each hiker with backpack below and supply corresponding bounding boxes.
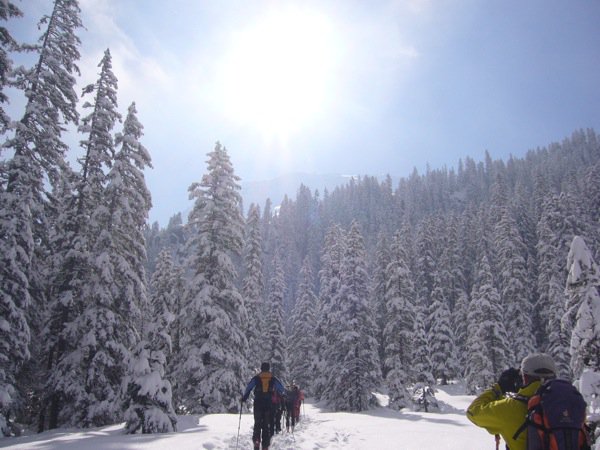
[285,383,304,431]
[270,387,285,436]
[467,353,590,450]
[241,362,286,450]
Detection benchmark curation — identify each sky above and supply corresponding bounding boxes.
[7,0,600,225]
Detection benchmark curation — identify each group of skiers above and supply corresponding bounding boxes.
[242,355,592,450]
[241,362,305,450]
[467,353,591,450]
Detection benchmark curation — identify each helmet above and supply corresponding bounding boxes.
[260,362,270,372]
[521,353,557,378]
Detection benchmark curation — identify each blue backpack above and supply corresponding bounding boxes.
[513,379,590,450]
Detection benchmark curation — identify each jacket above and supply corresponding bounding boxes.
[242,371,286,405]
[467,380,542,450]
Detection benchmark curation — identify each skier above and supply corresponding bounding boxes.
[285,383,304,431]
[242,362,286,450]
[466,353,556,450]
[271,387,284,436]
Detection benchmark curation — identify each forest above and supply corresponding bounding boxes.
[2,0,600,438]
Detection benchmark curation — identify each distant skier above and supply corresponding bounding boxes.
[285,383,304,431]
[242,362,286,450]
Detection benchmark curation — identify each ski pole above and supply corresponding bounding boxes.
[494,434,500,450]
[235,401,243,450]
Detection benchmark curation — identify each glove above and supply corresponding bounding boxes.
[497,367,522,394]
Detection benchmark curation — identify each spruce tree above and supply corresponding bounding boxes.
[124,250,177,434]
[323,221,381,412]
[44,48,121,428]
[288,256,317,393]
[178,142,248,413]
[371,232,391,378]
[494,207,534,364]
[242,203,265,367]
[429,271,458,385]
[313,223,345,400]
[0,1,21,136]
[1,0,81,431]
[383,230,415,409]
[465,255,509,393]
[265,251,288,380]
[563,236,600,379]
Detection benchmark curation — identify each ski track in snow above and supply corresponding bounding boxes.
[0,384,495,449]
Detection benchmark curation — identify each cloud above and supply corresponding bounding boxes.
[78,0,173,112]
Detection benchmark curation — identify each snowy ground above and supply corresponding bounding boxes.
[0,384,497,450]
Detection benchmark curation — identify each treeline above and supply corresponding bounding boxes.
[146,128,600,412]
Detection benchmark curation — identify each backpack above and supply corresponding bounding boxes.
[513,379,590,450]
[253,371,274,402]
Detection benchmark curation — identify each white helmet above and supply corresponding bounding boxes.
[521,353,557,378]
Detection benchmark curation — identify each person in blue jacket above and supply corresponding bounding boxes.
[241,362,286,450]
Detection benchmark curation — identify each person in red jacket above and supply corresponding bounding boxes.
[285,383,304,431]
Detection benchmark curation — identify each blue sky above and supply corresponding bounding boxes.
[9,0,600,225]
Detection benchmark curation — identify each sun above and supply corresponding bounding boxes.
[217,7,336,141]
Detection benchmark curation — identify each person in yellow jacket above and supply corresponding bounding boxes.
[467,353,557,450]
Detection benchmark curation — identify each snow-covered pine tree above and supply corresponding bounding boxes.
[371,232,391,378]
[536,193,578,374]
[465,255,509,393]
[412,298,434,386]
[563,236,600,379]
[43,48,121,428]
[313,223,345,400]
[494,206,534,365]
[323,221,381,412]
[179,142,248,413]
[124,248,177,434]
[242,203,265,368]
[1,0,81,431]
[383,229,415,410]
[429,271,459,385]
[288,256,317,394]
[265,251,288,380]
[0,1,22,136]
[411,297,438,411]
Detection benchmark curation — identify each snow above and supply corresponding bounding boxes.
[0,384,494,449]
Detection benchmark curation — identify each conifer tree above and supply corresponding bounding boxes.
[536,194,577,372]
[412,300,434,386]
[465,256,509,393]
[178,142,248,413]
[242,203,265,366]
[371,232,391,378]
[494,207,534,364]
[0,1,21,136]
[265,251,288,380]
[1,0,82,430]
[563,236,600,379]
[383,230,415,409]
[429,271,458,385]
[313,223,345,400]
[44,48,121,428]
[323,221,381,411]
[124,249,177,434]
[288,256,317,393]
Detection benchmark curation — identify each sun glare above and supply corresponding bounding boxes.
[217,8,336,141]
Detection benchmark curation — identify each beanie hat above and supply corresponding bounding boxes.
[260,362,270,372]
[521,353,557,378]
